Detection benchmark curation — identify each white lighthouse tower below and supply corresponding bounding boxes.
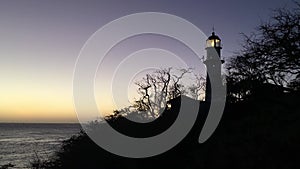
[204,31,224,102]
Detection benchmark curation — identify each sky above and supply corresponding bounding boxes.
[0,0,294,123]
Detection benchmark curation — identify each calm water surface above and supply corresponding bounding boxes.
[0,123,81,168]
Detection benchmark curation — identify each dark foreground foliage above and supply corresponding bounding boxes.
[31,91,300,169]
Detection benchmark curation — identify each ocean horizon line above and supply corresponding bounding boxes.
[0,122,81,125]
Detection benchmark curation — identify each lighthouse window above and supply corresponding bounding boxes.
[215,39,220,46]
[211,40,215,47]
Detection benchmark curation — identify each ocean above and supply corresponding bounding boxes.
[0,123,81,169]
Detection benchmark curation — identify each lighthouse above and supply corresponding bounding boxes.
[204,31,224,102]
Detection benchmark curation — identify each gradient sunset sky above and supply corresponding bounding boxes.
[0,0,294,123]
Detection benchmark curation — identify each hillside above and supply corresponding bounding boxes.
[32,92,300,169]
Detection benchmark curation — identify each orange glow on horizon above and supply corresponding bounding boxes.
[0,80,117,123]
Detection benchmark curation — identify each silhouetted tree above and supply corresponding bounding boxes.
[227,3,300,101]
[133,67,204,118]
[188,74,206,100]
[111,68,205,119]
[288,74,300,91]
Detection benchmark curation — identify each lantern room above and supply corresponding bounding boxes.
[206,32,222,48]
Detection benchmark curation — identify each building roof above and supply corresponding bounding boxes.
[207,32,221,41]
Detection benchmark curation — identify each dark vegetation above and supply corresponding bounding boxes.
[31,4,300,169]
[31,93,300,169]
[0,163,15,169]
